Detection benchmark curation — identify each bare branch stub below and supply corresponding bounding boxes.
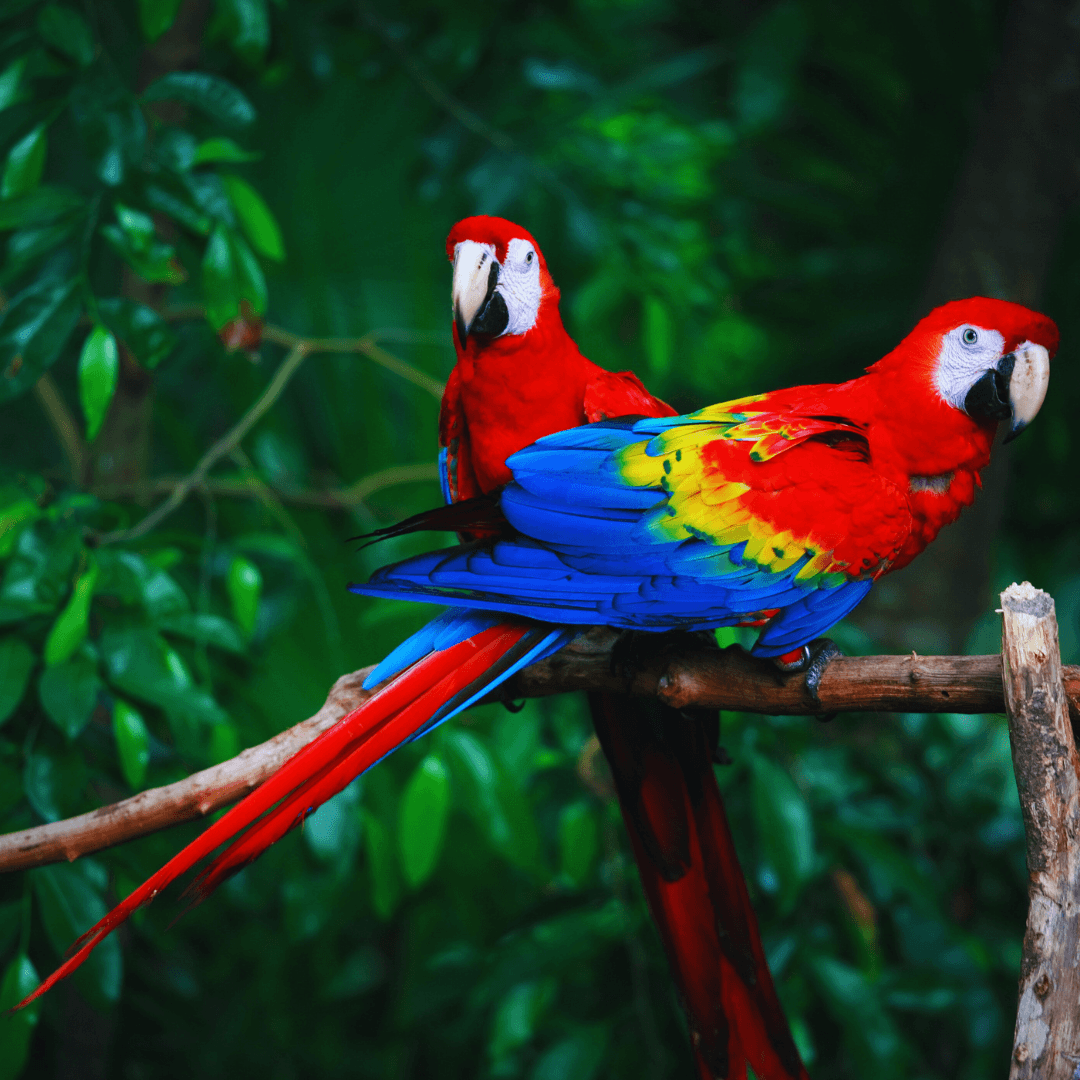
[1002,582,1080,1080]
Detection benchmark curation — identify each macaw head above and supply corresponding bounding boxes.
[874,297,1059,442]
[446,216,558,348]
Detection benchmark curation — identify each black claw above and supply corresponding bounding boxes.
[803,637,842,707]
[713,744,733,766]
[501,698,526,714]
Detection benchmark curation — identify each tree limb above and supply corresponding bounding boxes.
[2,630,1079,874]
[1002,584,1080,1079]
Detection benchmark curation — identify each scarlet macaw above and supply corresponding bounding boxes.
[16,223,1057,1080]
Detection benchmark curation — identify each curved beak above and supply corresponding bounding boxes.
[452,241,500,345]
[1002,342,1050,443]
[963,342,1051,442]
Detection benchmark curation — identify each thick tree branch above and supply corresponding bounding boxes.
[2,631,1079,874]
[1002,584,1080,1079]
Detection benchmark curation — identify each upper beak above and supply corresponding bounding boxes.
[1002,342,1051,443]
[452,241,500,346]
[963,342,1051,442]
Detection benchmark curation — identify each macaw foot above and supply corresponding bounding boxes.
[774,637,842,718]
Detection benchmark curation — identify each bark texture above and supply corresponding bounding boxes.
[1002,583,1080,1079]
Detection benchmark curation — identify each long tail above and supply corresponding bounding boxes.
[588,692,809,1080]
[15,611,571,1011]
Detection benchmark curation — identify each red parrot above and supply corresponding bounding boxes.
[15,216,807,1080]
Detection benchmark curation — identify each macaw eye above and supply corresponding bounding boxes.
[962,328,978,345]
[525,251,534,264]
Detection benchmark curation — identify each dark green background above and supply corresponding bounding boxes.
[0,1,1078,1077]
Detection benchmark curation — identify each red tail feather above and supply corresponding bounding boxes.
[588,692,809,1080]
[15,624,530,1012]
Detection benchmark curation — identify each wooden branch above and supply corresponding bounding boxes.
[2,630,1079,875]
[1002,583,1080,1079]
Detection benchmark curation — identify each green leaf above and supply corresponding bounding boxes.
[751,753,815,912]
[398,754,450,888]
[0,123,44,200]
[101,223,185,285]
[2,218,80,281]
[0,56,27,113]
[98,297,177,369]
[137,0,182,41]
[156,612,245,653]
[0,185,82,230]
[210,0,270,65]
[304,778,361,862]
[0,277,82,402]
[44,558,97,665]
[142,71,256,127]
[113,699,149,787]
[37,655,100,739]
[0,954,41,1080]
[226,554,261,637]
[143,184,211,235]
[39,655,101,738]
[37,5,96,67]
[32,863,122,1008]
[202,224,267,329]
[221,174,284,261]
[558,801,598,886]
[0,494,40,559]
[193,136,261,165]
[23,747,86,822]
[77,325,118,440]
[0,635,34,726]
[362,810,399,920]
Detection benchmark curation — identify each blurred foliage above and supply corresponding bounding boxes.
[0,1,1077,1078]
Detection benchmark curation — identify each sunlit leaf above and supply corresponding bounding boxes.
[193,136,261,165]
[112,698,149,787]
[0,635,34,726]
[1,123,47,199]
[77,325,118,441]
[202,224,266,328]
[142,71,256,127]
[222,174,284,260]
[100,203,186,284]
[226,554,261,636]
[398,754,450,888]
[39,654,101,738]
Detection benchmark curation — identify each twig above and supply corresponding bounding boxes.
[260,324,445,401]
[33,374,87,485]
[3,634,1079,873]
[97,342,310,544]
[92,463,441,510]
[1002,583,1080,1079]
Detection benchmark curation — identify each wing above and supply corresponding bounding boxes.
[356,397,912,655]
[437,365,483,504]
[583,367,677,422]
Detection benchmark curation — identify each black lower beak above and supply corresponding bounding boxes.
[964,354,1014,425]
[455,260,505,345]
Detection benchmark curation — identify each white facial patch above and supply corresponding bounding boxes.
[495,237,542,336]
[934,324,1006,410]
